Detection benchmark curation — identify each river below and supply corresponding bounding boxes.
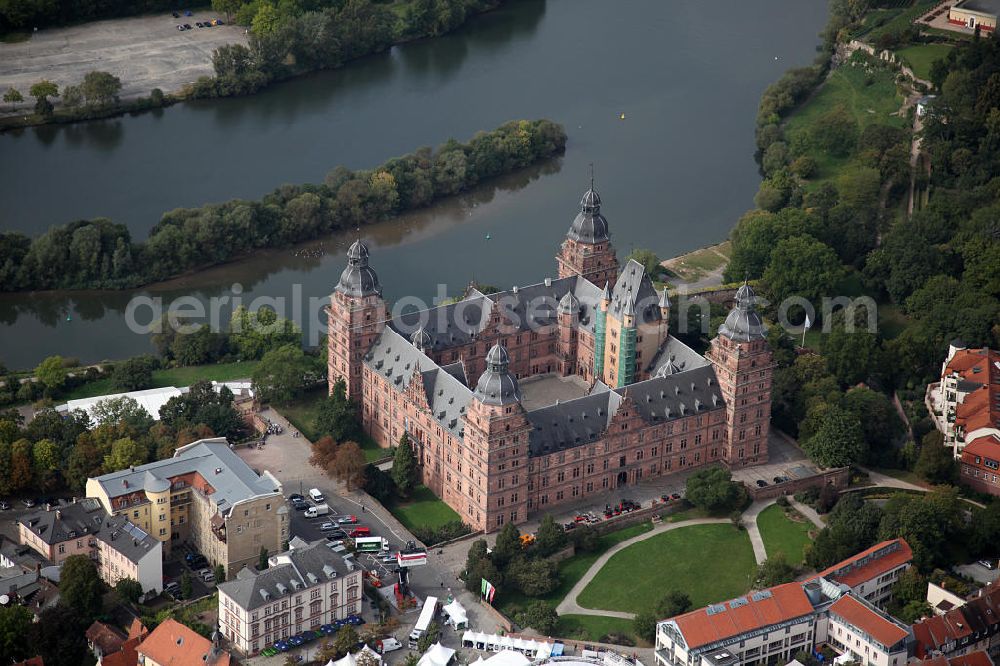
[0,0,828,369]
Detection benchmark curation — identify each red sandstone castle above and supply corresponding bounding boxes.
[327,186,774,532]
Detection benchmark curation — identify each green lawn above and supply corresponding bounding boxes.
[785,55,906,186]
[495,522,653,618]
[756,505,814,566]
[556,615,641,644]
[385,485,462,533]
[859,0,938,41]
[577,524,756,612]
[62,361,258,401]
[896,43,954,80]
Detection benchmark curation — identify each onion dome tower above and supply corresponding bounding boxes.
[555,175,619,286]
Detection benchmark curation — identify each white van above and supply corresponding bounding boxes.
[309,488,325,502]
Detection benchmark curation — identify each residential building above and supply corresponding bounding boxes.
[948,0,998,31]
[928,581,968,617]
[87,438,289,576]
[86,621,128,661]
[655,541,915,666]
[959,434,1000,497]
[929,343,1000,458]
[17,498,163,595]
[817,538,914,608]
[100,619,148,666]
[912,579,1000,659]
[327,186,774,532]
[217,537,364,655]
[914,652,995,666]
[136,618,231,666]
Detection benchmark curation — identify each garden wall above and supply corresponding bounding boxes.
[745,467,850,501]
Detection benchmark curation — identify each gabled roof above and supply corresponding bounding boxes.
[829,594,909,648]
[86,621,127,655]
[818,538,912,589]
[913,580,1000,658]
[608,259,661,325]
[136,619,230,666]
[17,498,103,546]
[669,583,815,650]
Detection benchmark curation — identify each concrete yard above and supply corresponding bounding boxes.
[519,373,591,411]
[0,11,247,107]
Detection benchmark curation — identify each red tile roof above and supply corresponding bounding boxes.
[949,652,995,666]
[671,583,815,649]
[829,595,909,647]
[818,538,912,589]
[137,619,231,666]
[962,434,1000,462]
[912,580,1000,658]
[86,621,127,656]
[13,658,43,666]
[948,348,1000,436]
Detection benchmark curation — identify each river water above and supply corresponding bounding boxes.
[0,0,828,369]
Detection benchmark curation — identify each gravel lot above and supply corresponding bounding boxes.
[0,11,247,106]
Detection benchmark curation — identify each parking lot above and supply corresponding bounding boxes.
[0,11,247,105]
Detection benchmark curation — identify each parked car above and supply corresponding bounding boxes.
[338,515,358,524]
[755,479,768,487]
[978,559,997,570]
[348,527,371,538]
[330,528,349,539]
[288,493,304,502]
[378,638,403,654]
[172,11,180,17]
[345,614,364,626]
[320,522,337,531]
[381,555,396,564]
[21,498,35,508]
[176,24,185,30]
[274,640,290,652]
[164,581,181,596]
[0,500,9,510]
[183,23,192,29]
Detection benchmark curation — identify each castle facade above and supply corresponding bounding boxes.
[327,186,773,532]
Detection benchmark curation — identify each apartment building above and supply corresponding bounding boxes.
[217,537,364,655]
[817,538,913,609]
[17,498,163,595]
[136,619,231,666]
[87,438,289,576]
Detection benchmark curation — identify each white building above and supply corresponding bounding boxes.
[217,537,363,655]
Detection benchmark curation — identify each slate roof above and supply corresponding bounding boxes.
[718,283,767,342]
[566,187,610,243]
[218,538,357,612]
[336,240,381,298]
[91,439,282,517]
[526,391,623,456]
[0,566,40,600]
[617,364,724,423]
[95,513,161,564]
[18,499,159,564]
[955,0,1000,15]
[608,259,662,325]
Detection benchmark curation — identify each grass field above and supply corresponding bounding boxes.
[896,43,953,80]
[662,241,732,284]
[577,524,756,612]
[756,505,813,566]
[556,614,642,644]
[785,55,905,186]
[858,0,938,41]
[62,361,259,401]
[385,485,462,533]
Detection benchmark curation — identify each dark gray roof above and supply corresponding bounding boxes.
[336,240,382,298]
[490,276,605,334]
[0,567,40,599]
[648,336,711,376]
[92,439,282,516]
[18,500,159,564]
[525,351,724,457]
[218,538,357,612]
[567,187,610,243]
[389,295,492,350]
[608,259,662,325]
[718,283,767,342]
[473,343,521,406]
[956,0,1000,15]
[365,328,472,438]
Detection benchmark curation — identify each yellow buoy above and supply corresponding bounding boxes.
[620,112,626,120]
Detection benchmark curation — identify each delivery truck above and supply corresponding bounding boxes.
[409,596,438,648]
[304,503,330,518]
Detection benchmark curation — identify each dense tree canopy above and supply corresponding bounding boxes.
[685,467,747,514]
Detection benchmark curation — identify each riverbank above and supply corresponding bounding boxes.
[0,0,506,131]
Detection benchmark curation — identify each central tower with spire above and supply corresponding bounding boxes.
[556,176,619,286]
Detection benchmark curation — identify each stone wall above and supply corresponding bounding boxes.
[744,467,850,501]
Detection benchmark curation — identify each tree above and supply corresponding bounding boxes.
[333,624,360,658]
[762,235,845,315]
[803,406,867,468]
[115,577,143,604]
[685,467,746,514]
[212,0,243,20]
[112,355,158,391]
[315,378,361,442]
[755,552,796,587]
[416,621,441,652]
[914,431,956,484]
[259,546,270,570]
[29,80,59,116]
[0,604,33,662]
[725,208,809,282]
[81,70,122,107]
[842,387,903,465]
[310,435,340,471]
[103,437,146,473]
[824,319,882,387]
[492,522,522,570]
[60,555,103,622]
[634,611,657,642]
[656,590,692,618]
[533,514,568,557]
[31,604,89,666]
[251,1,281,35]
[3,87,23,111]
[391,433,418,497]
[364,463,396,502]
[252,344,321,403]
[330,441,366,489]
[516,601,558,635]
[180,571,193,599]
[513,557,559,596]
[810,104,858,157]
[627,249,662,278]
[35,355,67,392]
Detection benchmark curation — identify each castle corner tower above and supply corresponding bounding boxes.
[706,283,773,467]
[327,240,386,403]
[556,184,618,286]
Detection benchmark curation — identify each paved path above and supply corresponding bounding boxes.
[788,497,825,529]
[742,500,776,564]
[555,517,731,619]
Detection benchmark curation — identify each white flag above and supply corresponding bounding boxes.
[804,314,812,331]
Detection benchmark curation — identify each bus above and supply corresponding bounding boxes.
[409,596,439,648]
[355,536,389,553]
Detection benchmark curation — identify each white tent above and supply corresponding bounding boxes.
[418,642,456,666]
[480,651,531,666]
[327,645,383,666]
[442,600,469,629]
[463,631,490,649]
